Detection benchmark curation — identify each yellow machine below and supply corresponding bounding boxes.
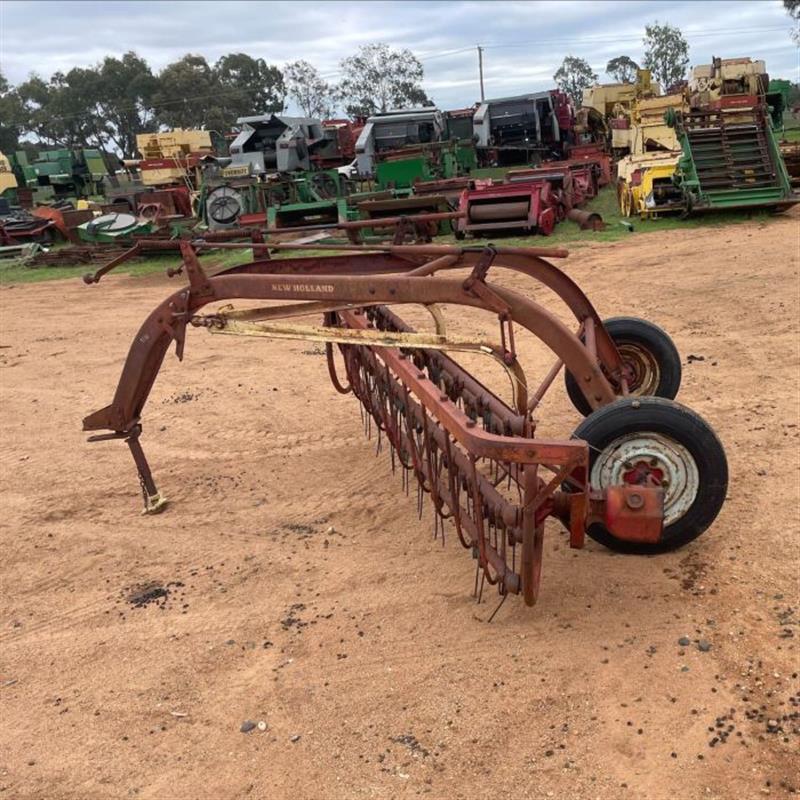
[614,57,781,217]
[136,129,213,160]
[0,151,19,197]
[582,71,686,217]
[134,129,214,187]
[616,152,683,217]
[689,57,768,105]
[581,70,661,154]
[628,93,684,152]
[613,91,688,217]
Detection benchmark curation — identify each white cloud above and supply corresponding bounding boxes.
[0,0,796,114]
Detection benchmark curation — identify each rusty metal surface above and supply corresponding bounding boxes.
[602,485,663,543]
[567,208,606,231]
[83,242,669,608]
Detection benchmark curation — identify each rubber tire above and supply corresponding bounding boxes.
[574,396,728,554]
[565,316,682,417]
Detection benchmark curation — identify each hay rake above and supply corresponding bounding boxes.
[84,242,727,608]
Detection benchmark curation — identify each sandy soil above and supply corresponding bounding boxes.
[1,214,799,800]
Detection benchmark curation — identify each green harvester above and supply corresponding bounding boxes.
[666,98,797,212]
[267,170,353,229]
[21,148,107,200]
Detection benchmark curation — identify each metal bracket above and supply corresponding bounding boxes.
[181,241,214,297]
[88,424,166,515]
[82,242,141,285]
[462,245,497,290]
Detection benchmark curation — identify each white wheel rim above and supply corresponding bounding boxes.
[590,432,700,526]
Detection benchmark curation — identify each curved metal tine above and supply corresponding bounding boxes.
[423,303,447,336]
[420,410,445,543]
[486,591,508,623]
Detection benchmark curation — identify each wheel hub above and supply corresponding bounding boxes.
[591,432,699,525]
[622,459,665,486]
[617,342,661,395]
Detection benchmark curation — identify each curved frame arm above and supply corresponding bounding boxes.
[84,270,616,434]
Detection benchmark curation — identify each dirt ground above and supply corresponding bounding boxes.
[1,214,798,800]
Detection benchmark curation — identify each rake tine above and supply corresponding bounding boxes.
[486,590,507,623]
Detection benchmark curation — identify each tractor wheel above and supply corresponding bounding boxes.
[616,180,625,210]
[573,397,727,553]
[565,317,682,417]
[619,184,634,217]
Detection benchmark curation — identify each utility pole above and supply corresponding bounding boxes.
[477,45,485,102]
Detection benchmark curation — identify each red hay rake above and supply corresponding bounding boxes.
[84,242,727,609]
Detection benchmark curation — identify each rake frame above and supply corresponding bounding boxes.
[84,242,663,606]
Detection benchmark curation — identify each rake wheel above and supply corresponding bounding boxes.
[574,396,728,554]
[565,317,682,416]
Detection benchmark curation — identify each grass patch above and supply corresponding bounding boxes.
[0,244,258,286]
[1,179,783,285]
[781,127,800,143]
[435,183,778,249]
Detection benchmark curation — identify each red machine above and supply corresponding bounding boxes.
[550,90,576,143]
[455,180,559,238]
[311,119,364,168]
[31,206,94,243]
[566,144,612,186]
[508,155,608,209]
[81,242,728,610]
[507,165,582,212]
[135,187,193,222]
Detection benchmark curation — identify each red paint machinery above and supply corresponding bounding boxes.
[454,180,560,238]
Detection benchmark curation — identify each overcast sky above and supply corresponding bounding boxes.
[1,0,797,112]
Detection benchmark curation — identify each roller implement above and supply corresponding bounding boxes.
[454,181,560,238]
[84,243,727,609]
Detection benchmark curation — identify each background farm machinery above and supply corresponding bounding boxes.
[122,129,216,196]
[1,148,110,205]
[615,57,798,218]
[228,114,328,174]
[473,90,575,166]
[5,53,796,265]
[200,169,353,230]
[666,58,796,213]
[373,139,477,191]
[310,119,364,169]
[454,151,610,238]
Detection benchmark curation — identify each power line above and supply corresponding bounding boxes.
[477,25,790,50]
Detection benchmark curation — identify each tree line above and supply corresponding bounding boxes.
[2,15,796,160]
[0,26,692,160]
[0,43,431,158]
[553,22,691,105]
